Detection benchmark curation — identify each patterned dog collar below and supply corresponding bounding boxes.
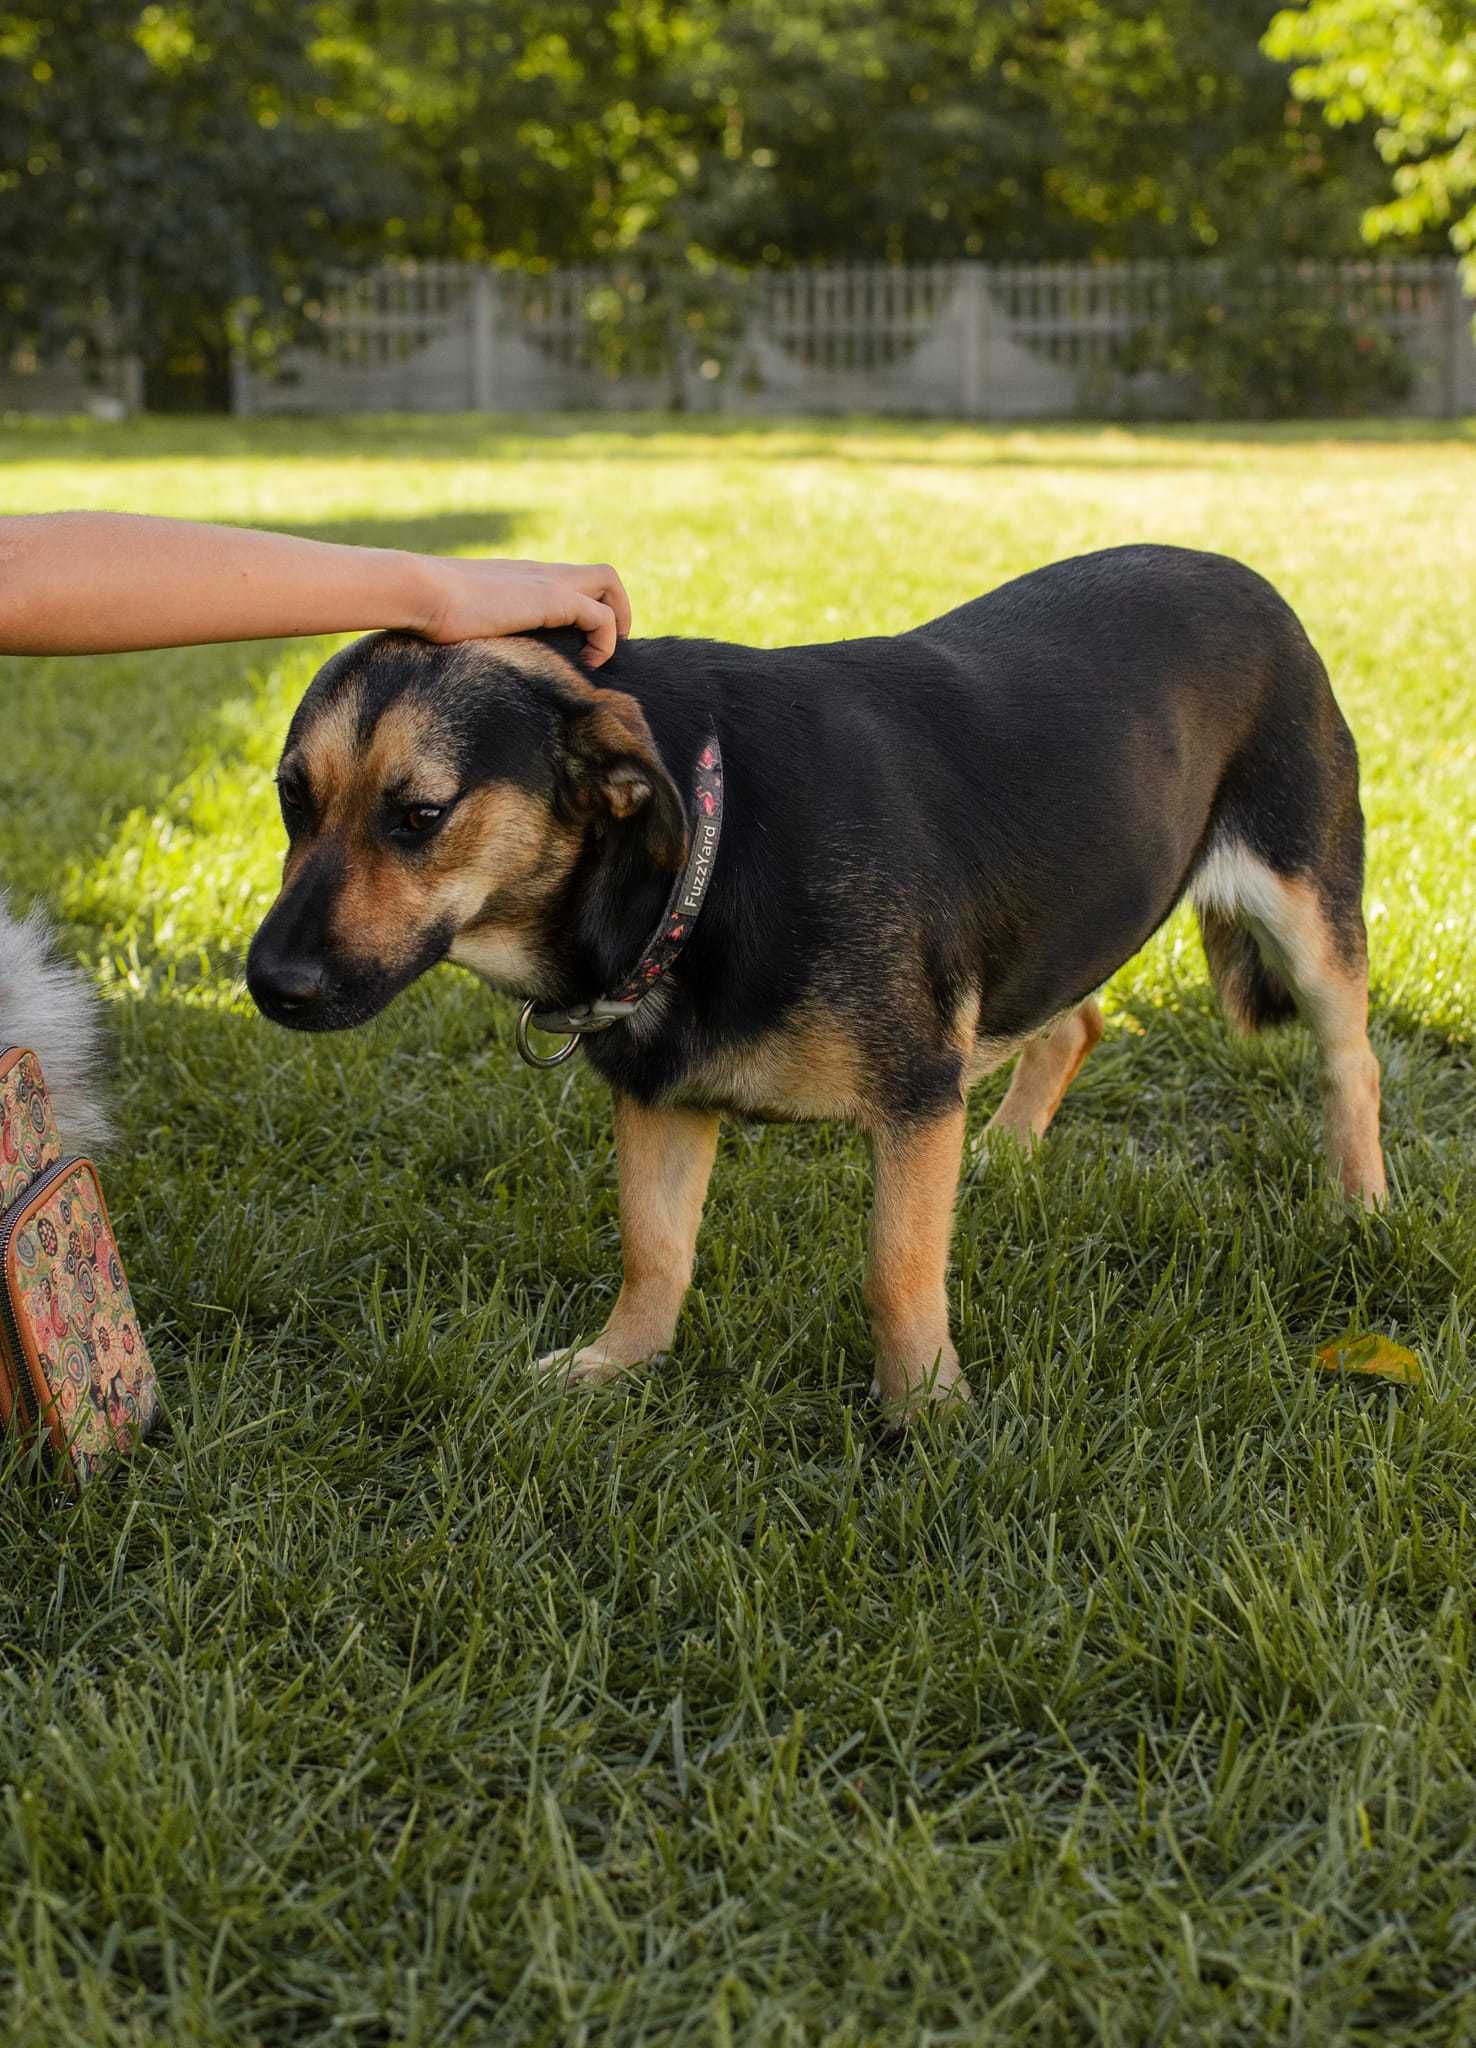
[516,736,724,1068]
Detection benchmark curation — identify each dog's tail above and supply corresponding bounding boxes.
[0,896,113,1148]
[1195,903,1297,1036]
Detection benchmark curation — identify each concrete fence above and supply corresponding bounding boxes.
[233,258,1476,421]
[8,260,1475,420]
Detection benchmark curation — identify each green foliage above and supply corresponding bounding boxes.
[366,0,1394,269]
[1,0,1414,398]
[667,0,1390,266]
[2,413,1475,2039]
[1124,266,1416,417]
[1265,0,1476,300]
[0,1,405,394]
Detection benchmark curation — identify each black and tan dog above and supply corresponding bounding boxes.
[247,544,1385,1411]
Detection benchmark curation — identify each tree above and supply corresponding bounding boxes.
[317,0,702,267]
[1264,0,1476,295]
[364,0,1395,270]
[0,1,405,400]
[669,0,1392,266]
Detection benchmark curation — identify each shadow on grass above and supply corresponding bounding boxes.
[1097,984,1475,1161]
[1113,983,1476,1056]
[236,509,522,552]
[4,412,1473,474]
[94,968,1475,1378]
[93,974,599,1372]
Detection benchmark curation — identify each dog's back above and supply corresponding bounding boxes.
[583,546,1358,1067]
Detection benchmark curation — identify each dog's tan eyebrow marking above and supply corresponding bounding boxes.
[360,696,456,795]
[296,687,461,826]
[382,772,461,807]
[297,683,365,805]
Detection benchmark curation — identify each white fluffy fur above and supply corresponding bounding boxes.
[1189,839,1290,930]
[0,896,112,1150]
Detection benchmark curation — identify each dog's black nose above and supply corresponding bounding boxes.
[247,952,327,1016]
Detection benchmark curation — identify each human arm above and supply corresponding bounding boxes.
[0,512,632,665]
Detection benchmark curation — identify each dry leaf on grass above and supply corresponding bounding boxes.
[1316,1332,1423,1386]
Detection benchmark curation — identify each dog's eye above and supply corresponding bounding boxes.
[391,803,446,843]
[276,780,310,834]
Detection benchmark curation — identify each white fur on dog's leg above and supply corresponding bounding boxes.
[535,1341,658,1386]
[869,1353,973,1423]
[0,896,112,1149]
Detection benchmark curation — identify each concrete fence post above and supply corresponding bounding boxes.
[1445,261,1470,419]
[470,267,497,411]
[1455,277,1476,416]
[119,355,146,416]
[957,262,986,416]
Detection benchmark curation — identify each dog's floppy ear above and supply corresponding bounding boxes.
[553,683,688,871]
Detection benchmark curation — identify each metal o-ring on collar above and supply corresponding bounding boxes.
[515,1002,582,1068]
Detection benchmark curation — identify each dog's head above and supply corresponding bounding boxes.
[246,632,686,1032]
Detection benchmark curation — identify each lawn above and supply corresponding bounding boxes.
[1,412,1475,2046]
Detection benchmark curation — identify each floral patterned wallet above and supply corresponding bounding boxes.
[0,1046,157,1486]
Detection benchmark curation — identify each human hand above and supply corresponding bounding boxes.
[415,557,633,665]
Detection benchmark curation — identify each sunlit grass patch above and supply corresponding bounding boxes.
[0,413,1473,2044]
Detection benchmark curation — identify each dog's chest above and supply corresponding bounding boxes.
[663,1008,872,1123]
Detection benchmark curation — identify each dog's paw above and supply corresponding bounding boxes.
[869,1359,973,1425]
[534,1341,650,1386]
[973,1115,1041,1161]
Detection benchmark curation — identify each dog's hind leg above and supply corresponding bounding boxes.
[538,1095,719,1384]
[866,1105,971,1414]
[1195,848,1385,1208]
[986,997,1104,1149]
[1261,874,1385,1208]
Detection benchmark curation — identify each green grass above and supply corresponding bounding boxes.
[1,412,1474,2045]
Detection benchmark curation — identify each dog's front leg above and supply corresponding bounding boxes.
[865,1106,971,1414]
[538,1094,719,1385]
